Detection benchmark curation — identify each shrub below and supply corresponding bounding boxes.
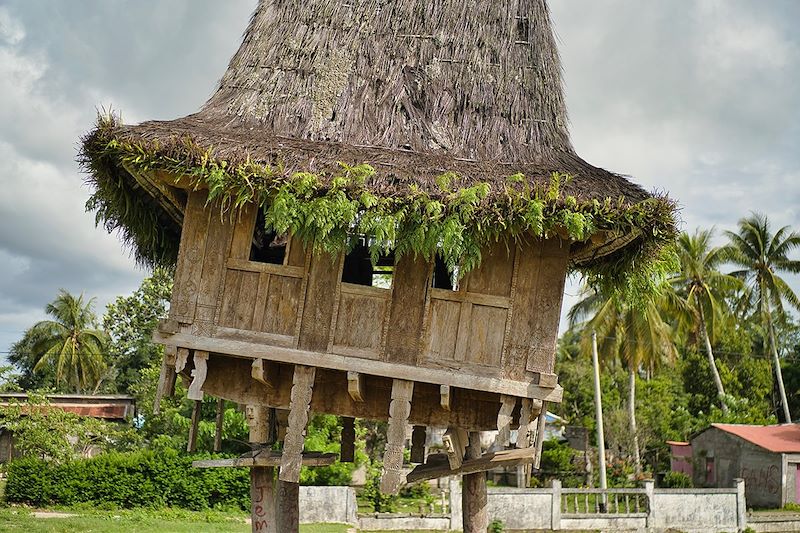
[661,471,693,488]
[5,449,249,510]
[490,518,505,532]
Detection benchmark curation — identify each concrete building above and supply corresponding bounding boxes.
[690,423,800,508]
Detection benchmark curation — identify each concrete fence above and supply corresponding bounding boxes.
[300,479,748,532]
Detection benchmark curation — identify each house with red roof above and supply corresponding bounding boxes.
[690,423,800,508]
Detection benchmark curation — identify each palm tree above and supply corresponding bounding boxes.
[29,290,108,393]
[724,213,800,422]
[669,230,742,413]
[569,289,677,475]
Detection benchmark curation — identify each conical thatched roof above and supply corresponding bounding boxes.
[80,0,677,291]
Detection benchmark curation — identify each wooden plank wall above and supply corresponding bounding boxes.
[169,196,568,387]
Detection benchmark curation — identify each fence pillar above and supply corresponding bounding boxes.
[551,479,561,530]
[735,478,746,532]
[449,476,463,531]
[644,479,655,529]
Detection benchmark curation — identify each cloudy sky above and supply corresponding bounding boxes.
[0,1,798,361]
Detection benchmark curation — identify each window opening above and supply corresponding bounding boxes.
[250,208,287,264]
[432,254,457,290]
[341,239,394,288]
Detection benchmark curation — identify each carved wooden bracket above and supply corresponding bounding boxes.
[496,395,517,448]
[279,365,316,483]
[187,350,209,401]
[380,379,414,494]
[347,371,365,402]
[443,426,469,470]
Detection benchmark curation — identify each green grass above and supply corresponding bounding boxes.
[0,508,351,533]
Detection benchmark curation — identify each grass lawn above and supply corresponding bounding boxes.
[0,508,352,533]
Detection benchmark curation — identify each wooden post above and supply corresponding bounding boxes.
[251,466,277,533]
[187,399,201,452]
[275,479,300,533]
[411,425,426,464]
[381,379,414,494]
[248,405,277,533]
[214,398,224,452]
[341,417,355,463]
[462,431,488,533]
[279,365,316,483]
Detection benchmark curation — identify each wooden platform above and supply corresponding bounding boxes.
[407,447,539,483]
[192,451,337,468]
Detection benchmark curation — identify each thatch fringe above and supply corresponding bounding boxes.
[80,114,678,299]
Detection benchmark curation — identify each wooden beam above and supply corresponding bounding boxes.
[411,425,426,464]
[347,371,365,402]
[443,426,468,470]
[380,379,414,494]
[279,365,316,483]
[187,350,209,401]
[214,398,224,452]
[496,395,516,448]
[406,447,540,483]
[187,399,201,452]
[154,331,563,402]
[340,417,355,463]
[440,384,451,411]
[193,452,337,468]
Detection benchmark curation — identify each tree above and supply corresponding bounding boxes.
[570,289,677,475]
[103,268,173,394]
[725,213,800,422]
[669,230,742,413]
[25,290,108,393]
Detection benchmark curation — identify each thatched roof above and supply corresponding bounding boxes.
[80,0,677,291]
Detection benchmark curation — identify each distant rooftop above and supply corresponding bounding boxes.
[711,423,800,453]
[0,392,135,421]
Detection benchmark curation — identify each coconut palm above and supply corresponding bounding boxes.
[724,213,800,422]
[29,290,108,393]
[569,289,677,475]
[669,230,743,413]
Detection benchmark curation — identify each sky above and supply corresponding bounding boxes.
[0,1,798,362]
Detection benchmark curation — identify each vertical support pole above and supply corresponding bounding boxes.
[340,417,355,463]
[276,480,300,533]
[187,399,201,452]
[411,425,427,464]
[214,398,224,452]
[592,331,608,511]
[248,405,276,533]
[280,365,316,483]
[381,379,414,494]
[462,431,488,533]
[551,478,562,530]
[251,466,277,533]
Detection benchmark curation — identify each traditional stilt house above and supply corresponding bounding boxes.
[80,0,676,530]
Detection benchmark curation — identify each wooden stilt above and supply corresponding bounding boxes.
[411,425,426,464]
[251,466,277,533]
[214,398,224,452]
[496,395,516,448]
[340,417,355,463]
[380,379,414,494]
[187,399,201,452]
[279,365,316,483]
[462,431,488,533]
[275,479,300,533]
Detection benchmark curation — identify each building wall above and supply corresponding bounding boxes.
[783,454,800,506]
[692,427,783,508]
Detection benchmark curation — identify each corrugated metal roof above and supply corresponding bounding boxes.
[711,423,800,453]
